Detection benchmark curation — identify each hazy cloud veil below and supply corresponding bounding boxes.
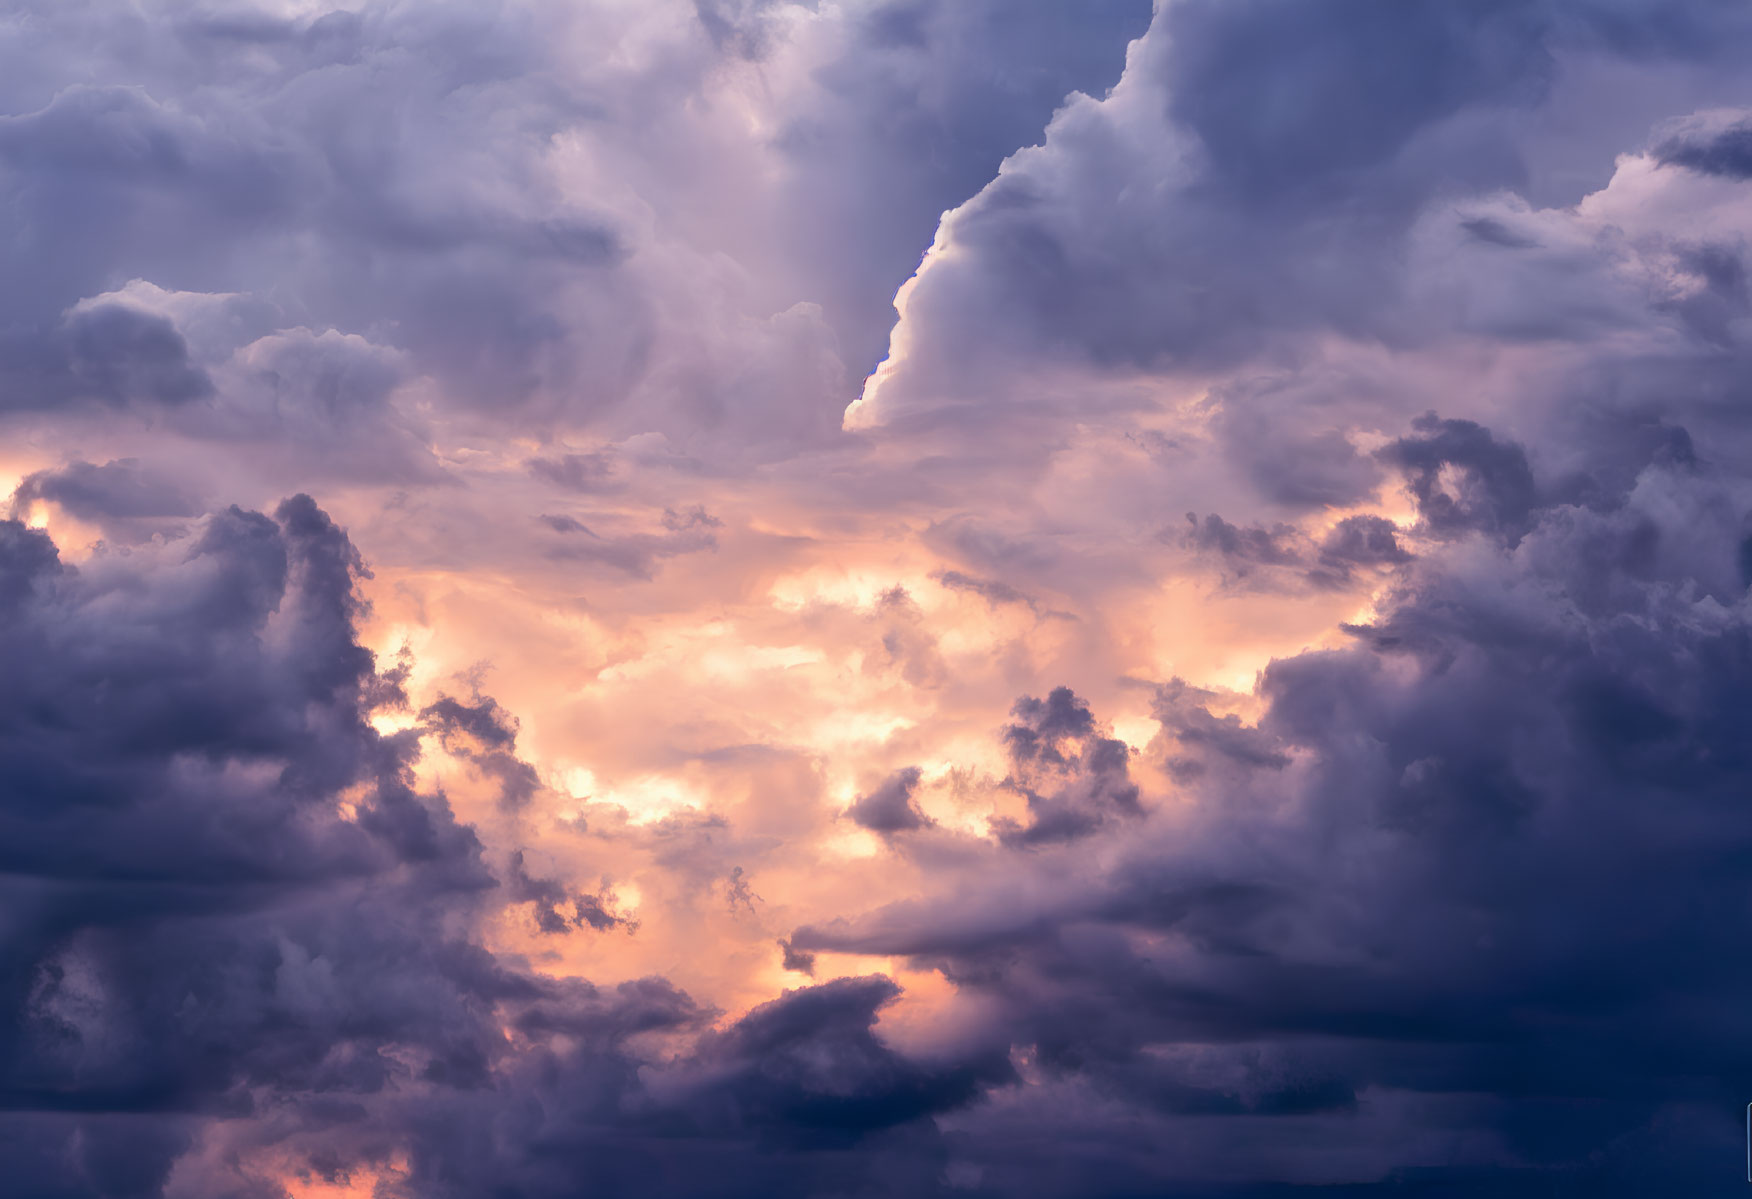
[4,1,1752,1195]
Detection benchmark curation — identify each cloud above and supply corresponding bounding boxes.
[1179,510,1412,593]
[539,505,721,579]
[11,462,198,525]
[421,693,544,808]
[847,2,1752,431]
[0,298,213,412]
[505,849,636,934]
[777,937,816,976]
[847,765,931,833]
[993,687,1141,847]
[391,975,1013,1198]
[761,0,1153,378]
[1653,108,1752,178]
[7,0,1752,1194]
[0,496,1036,1197]
[527,450,624,494]
[1378,414,1539,546]
[0,499,499,1173]
[799,410,1752,1193]
[0,0,1160,480]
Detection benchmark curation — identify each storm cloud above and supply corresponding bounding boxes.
[0,499,1012,1198]
[798,411,1752,1194]
[6,0,1752,1195]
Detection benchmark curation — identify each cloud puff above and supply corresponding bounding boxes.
[847,765,931,833]
[0,297,213,412]
[1654,108,1752,178]
[10,458,202,546]
[993,687,1141,847]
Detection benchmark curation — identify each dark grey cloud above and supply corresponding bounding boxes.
[390,975,1013,1199]
[847,766,931,833]
[798,411,1752,1194]
[661,503,723,532]
[1461,213,1545,248]
[931,568,1031,608]
[506,850,635,935]
[1317,513,1415,570]
[7,0,1752,1194]
[993,688,1141,847]
[1653,110,1752,177]
[0,5,632,445]
[1153,678,1291,783]
[11,459,201,528]
[422,693,543,808]
[1164,0,1553,198]
[0,0,1161,472]
[0,300,213,413]
[850,0,1559,423]
[0,498,498,1180]
[777,937,817,976]
[1182,513,1305,570]
[1211,375,1389,510]
[528,450,625,494]
[422,694,518,749]
[0,496,1039,1198]
[1180,511,1413,592]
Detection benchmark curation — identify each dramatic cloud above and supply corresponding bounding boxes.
[5,0,1752,1195]
[847,766,931,833]
[850,0,1752,431]
[799,413,1752,1193]
[0,500,1010,1197]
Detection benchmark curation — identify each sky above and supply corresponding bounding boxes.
[4,1,1752,1195]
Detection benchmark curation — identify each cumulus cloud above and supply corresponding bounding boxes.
[0,496,500,1189]
[799,409,1752,1193]
[7,0,1752,1194]
[0,496,1026,1197]
[848,0,1752,432]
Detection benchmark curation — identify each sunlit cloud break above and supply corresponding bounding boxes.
[5,1,1752,1195]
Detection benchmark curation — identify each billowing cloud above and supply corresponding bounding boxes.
[798,412,1752,1193]
[849,0,1752,433]
[5,0,1752,1195]
[0,499,1012,1197]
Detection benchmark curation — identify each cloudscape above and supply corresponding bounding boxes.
[5,1,1752,1195]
